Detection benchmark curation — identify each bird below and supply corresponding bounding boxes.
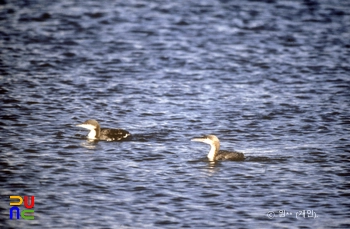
[76,119,131,141]
[191,135,244,161]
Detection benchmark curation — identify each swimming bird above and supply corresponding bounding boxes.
[76,119,131,141]
[191,135,244,161]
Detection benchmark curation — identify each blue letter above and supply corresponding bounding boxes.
[9,206,20,220]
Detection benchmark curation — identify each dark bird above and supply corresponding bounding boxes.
[76,119,131,141]
[191,135,244,161]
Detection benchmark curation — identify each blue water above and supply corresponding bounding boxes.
[1,0,350,228]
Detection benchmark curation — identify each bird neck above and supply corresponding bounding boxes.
[88,126,100,139]
[207,141,220,161]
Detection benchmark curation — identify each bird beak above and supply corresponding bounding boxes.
[191,137,206,142]
[76,123,94,130]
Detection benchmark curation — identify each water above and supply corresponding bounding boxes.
[1,0,350,228]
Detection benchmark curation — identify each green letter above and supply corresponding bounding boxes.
[21,209,34,220]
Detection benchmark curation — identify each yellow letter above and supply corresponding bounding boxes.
[9,196,23,206]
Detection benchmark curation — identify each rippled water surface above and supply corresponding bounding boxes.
[1,0,350,228]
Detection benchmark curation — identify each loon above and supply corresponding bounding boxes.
[76,119,131,141]
[191,135,244,161]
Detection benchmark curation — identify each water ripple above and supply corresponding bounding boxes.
[1,0,350,228]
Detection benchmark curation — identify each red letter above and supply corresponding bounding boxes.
[24,196,35,209]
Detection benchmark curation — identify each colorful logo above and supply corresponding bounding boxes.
[9,196,35,220]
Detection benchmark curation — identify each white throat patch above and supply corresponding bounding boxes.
[87,129,97,139]
[207,143,217,161]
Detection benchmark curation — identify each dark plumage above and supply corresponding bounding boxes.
[214,150,245,161]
